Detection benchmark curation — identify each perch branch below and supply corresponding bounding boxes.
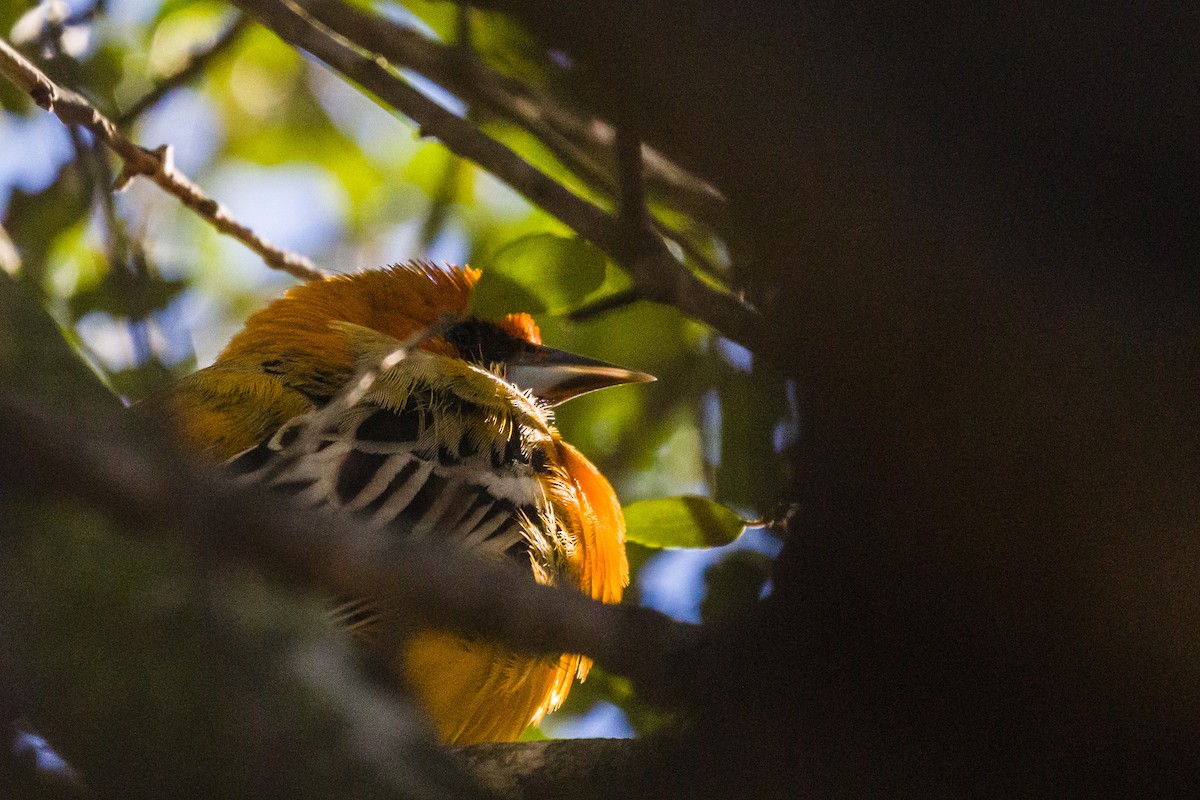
[234,0,773,357]
[0,397,702,706]
[0,34,325,282]
[459,739,643,799]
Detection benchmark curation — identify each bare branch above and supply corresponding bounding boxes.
[235,0,612,247]
[615,126,646,228]
[0,34,326,282]
[234,0,774,357]
[454,1,473,54]
[566,287,641,321]
[300,0,727,233]
[658,224,727,279]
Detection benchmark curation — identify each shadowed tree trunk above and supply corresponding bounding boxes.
[472,2,1200,795]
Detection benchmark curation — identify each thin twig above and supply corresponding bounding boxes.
[268,312,459,478]
[0,35,326,282]
[235,0,613,248]
[67,124,157,362]
[567,287,641,322]
[47,23,134,285]
[454,1,473,54]
[234,0,772,357]
[616,125,646,229]
[417,156,461,252]
[116,14,250,126]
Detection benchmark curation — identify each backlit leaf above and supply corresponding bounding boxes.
[623,495,746,549]
[471,232,605,315]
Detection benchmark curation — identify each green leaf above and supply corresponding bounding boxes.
[0,70,32,113]
[518,725,548,742]
[471,233,606,316]
[468,10,553,86]
[623,496,746,549]
[0,271,117,409]
[68,273,188,321]
[105,359,181,402]
[4,164,93,287]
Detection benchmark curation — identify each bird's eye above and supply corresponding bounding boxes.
[443,320,522,365]
[444,321,484,359]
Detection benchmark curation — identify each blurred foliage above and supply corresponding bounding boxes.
[0,501,481,799]
[699,549,772,629]
[0,270,114,407]
[0,0,796,741]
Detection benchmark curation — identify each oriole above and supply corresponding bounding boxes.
[152,262,650,744]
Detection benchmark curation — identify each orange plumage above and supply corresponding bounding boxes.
[153,263,641,743]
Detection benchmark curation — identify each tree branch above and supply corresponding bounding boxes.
[567,287,642,321]
[615,126,646,228]
[459,739,643,800]
[0,34,325,282]
[0,396,702,707]
[299,0,727,234]
[233,0,774,357]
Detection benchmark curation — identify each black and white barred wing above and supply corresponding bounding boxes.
[226,389,557,570]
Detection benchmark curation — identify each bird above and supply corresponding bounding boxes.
[150,262,652,744]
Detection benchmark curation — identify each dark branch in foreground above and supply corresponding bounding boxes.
[0,397,701,707]
[459,739,642,800]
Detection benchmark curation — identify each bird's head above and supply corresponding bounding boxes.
[218,262,653,405]
[431,313,653,405]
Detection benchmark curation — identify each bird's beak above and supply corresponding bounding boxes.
[504,346,655,405]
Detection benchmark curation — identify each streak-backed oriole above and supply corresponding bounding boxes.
[151,262,650,743]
